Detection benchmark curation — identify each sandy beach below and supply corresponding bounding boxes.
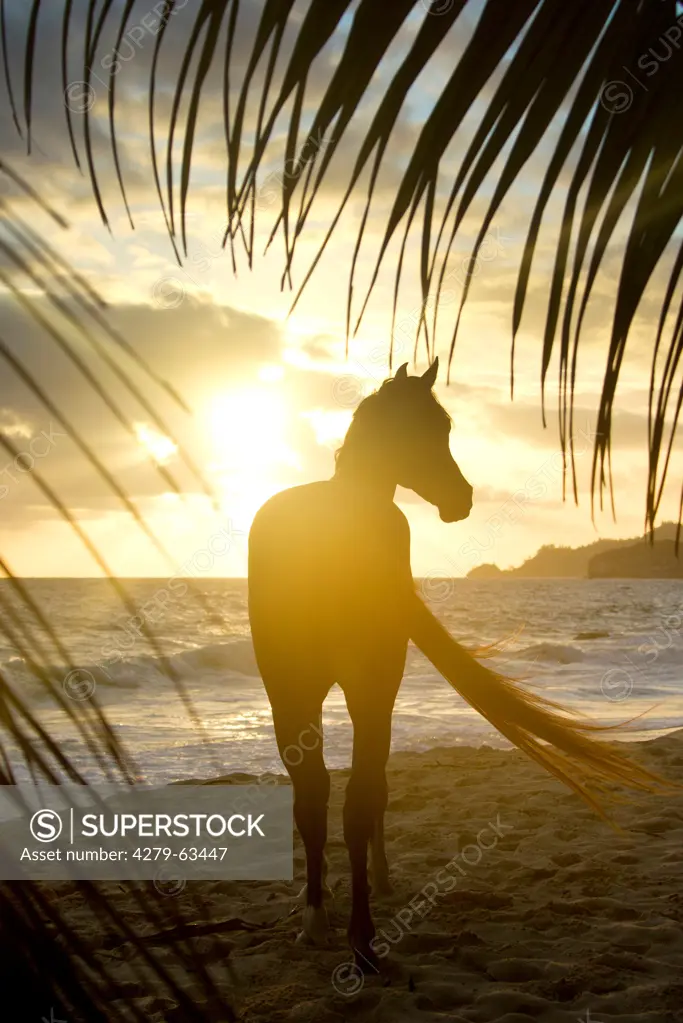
[48,729,683,1022]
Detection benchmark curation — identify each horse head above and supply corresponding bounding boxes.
[389,358,473,522]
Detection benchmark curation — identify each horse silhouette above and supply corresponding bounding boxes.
[248,358,664,969]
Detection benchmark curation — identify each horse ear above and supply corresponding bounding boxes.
[421,357,439,388]
[394,363,409,380]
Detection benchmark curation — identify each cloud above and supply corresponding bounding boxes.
[0,407,33,439]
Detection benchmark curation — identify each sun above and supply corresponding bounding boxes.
[206,386,300,527]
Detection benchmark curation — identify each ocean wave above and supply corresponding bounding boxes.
[1,638,262,696]
[502,642,586,665]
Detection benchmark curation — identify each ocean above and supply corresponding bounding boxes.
[2,578,682,785]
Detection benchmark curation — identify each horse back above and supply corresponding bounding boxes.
[248,482,413,678]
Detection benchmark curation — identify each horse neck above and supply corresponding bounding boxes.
[333,415,398,503]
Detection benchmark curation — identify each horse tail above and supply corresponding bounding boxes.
[409,594,672,817]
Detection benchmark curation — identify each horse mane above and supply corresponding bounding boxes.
[334,376,452,473]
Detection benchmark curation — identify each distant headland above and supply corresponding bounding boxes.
[467,522,683,580]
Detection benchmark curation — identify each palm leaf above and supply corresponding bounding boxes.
[9,0,681,529]
[0,162,238,1019]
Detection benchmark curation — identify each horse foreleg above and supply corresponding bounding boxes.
[343,769,379,968]
[268,695,331,945]
[370,815,393,896]
[343,686,396,970]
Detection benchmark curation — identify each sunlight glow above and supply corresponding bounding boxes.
[133,423,178,464]
[257,364,285,383]
[300,407,353,450]
[207,387,300,528]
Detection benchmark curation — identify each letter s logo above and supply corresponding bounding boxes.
[30,809,63,842]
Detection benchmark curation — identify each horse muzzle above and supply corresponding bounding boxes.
[438,490,473,523]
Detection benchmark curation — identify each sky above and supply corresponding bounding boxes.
[0,0,681,578]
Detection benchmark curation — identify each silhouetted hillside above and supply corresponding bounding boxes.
[589,539,683,579]
[466,523,680,579]
[467,563,503,579]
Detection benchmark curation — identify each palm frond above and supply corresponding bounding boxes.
[0,161,238,1019]
[7,0,681,529]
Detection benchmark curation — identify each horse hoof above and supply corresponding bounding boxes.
[297,905,330,946]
